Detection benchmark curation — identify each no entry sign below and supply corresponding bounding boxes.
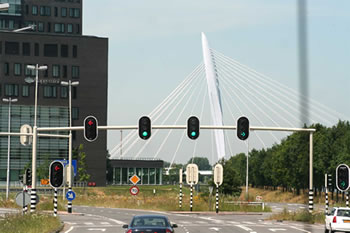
[130,186,139,196]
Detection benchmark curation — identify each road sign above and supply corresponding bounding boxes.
[130,175,140,185]
[58,159,77,176]
[256,195,263,202]
[15,192,30,206]
[214,164,223,186]
[41,179,49,185]
[130,186,139,195]
[179,168,183,184]
[66,190,76,201]
[186,164,199,185]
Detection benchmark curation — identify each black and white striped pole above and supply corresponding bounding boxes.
[214,164,223,214]
[190,183,193,212]
[325,174,329,214]
[309,132,313,213]
[49,161,64,217]
[53,188,58,217]
[215,183,219,213]
[186,164,198,212]
[179,168,183,209]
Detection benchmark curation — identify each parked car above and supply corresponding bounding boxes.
[123,215,177,233]
[325,207,350,233]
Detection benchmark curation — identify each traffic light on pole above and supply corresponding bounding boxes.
[336,164,350,192]
[139,116,151,140]
[237,116,249,140]
[25,168,32,186]
[49,161,64,188]
[187,116,200,140]
[328,174,333,192]
[84,116,98,142]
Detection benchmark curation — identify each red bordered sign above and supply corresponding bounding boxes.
[130,185,139,196]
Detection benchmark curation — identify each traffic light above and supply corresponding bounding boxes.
[139,116,151,140]
[237,116,249,140]
[84,116,98,142]
[49,161,64,188]
[336,164,350,192]
[19,174,24,184]
[187,116,200,140]
[328,174,333,192]
[25,168,32,185]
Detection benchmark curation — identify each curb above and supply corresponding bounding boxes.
[50,221,64,233]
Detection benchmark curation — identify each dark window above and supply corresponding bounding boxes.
[14,63,21,76]
[44,64,48,77]
[34,43,39,56]
[76,24,80,34]
[0,41,2,54]
[38,22,44,32]
[4,63,9,75]
[22,85,29,97]
[32,5,38,15]
[74,9,80,18]
[72,45,77,58]
[72,86,77,99]
[8,20,14,29]
[63,65,67,78]
[61,86,68,98]
[72,66,79,78]
[61,7,67,17]
[5,84,19,97]
[22,43,30,56]
[72,107,79,119]
[44,44,58,57]
[54,7,58,17]
[67,24,73,33]
[52,65,60,77]
[54,23,65,33]
[69,8,74,17]
[5,42,19,55]
[47,22,51,32]
[43,86,57,98]
[25,65,35,77]
[45,6,51,16]
[25,5,29,15]
[61,45,68,57]
[40,6,45,16]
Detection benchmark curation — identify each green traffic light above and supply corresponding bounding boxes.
[143,131,148,137]
[191,132,196,137]
[341,181,346,187]
[241,132,246,137]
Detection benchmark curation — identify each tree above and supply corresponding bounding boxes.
[75,144,90,182]
[37,154,51,180]
[186,157,211,170]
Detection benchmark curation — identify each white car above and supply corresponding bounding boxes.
[325,207,350,233]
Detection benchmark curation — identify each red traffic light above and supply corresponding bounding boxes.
[49,161,64,188]
[84,116,98,142]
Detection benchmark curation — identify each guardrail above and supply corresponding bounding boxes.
[224,201,265,210]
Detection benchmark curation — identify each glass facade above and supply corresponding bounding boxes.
[112,167,162,185]
[0,105,69,182]
[0,0,22,16]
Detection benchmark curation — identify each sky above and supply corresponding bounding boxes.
[83,0,350,164]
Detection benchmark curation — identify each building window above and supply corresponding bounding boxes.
[34,43,39,56]
[4,63,9,75]
[74,9,80,18]
[72,45,77,58]
[8,20,14,30]
[5,84,19,97]
[52,65,60,77]
[54,23,65,33]
[38,22,44,32]
[72,107,79,120]
[43,86,57,98]
[54,7,58,17]
[44,44,58,57]
[25,5,29,15]
[61,45,68,57]
[61,7,67,17]
[40,6,51,16]
[32,5,38,15]
[40,6,45,16]
[25,65,35,77]
[72,66,79,78]
[61,87,68,98]
[22,85,29,97]
[47,22,51,32]
[69,8,74,17]
[14,63,21,76]
[63,65,67,78]
[22,43,30,56]
[76,24,80,34]
[44,64,48,77]
[0,41,2,54]
[67,24,73,33]
[5,42,19,55]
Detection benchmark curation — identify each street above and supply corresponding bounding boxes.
[60,206,325,233]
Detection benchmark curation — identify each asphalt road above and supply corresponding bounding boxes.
[60,206,326,233]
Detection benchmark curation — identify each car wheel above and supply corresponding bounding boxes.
[324,228,329,233]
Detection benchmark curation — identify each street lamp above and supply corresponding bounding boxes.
[0,3,9,11]
[26,64,47,212]
[61,80,79,213]
[13,24,36,32]
[2,97,17,200]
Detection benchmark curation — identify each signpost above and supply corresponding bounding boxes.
[130,186,139,195]
[213,164,223,213]
[66,190,76,201]
[179,168,183,208]
[186,164,198,212]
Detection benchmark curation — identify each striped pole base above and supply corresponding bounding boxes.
[54,188,58,217]
[30,189,36,213]
[325,188,329,214]
[68,187,72,213]
[179,183,182,209]
[190,184,193,212]
[215,184,219,214]
[309,189,313,213]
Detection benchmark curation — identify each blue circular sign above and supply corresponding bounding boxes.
[66,190,76,201]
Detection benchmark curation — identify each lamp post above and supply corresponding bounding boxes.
[61,80,79,213]
[2,97,18,200]
[13,24,36,32]
[26,64,47,212]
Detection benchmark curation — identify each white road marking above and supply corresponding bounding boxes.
[84,213,126,225]
[290,226,311,233]
[237,225,253,231]
[65,222,77,225]
[100,222,110,225]
[269,229,286,232]
[243,221,255,225]
[227,221,239,224]
[87,229,106,231]
[64,226,74,233]
[209,227,221,231]
[84,222,94,225]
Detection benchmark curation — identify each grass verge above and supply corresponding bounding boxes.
[269,208,325,224]
[0,213,61,233]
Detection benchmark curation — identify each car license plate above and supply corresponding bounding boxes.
[344,220,350,223]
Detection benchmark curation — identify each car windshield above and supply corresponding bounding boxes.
[131,217,168,227]
[337,209,350,217]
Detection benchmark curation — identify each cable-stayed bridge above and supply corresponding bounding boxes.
[109,33,348,166]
